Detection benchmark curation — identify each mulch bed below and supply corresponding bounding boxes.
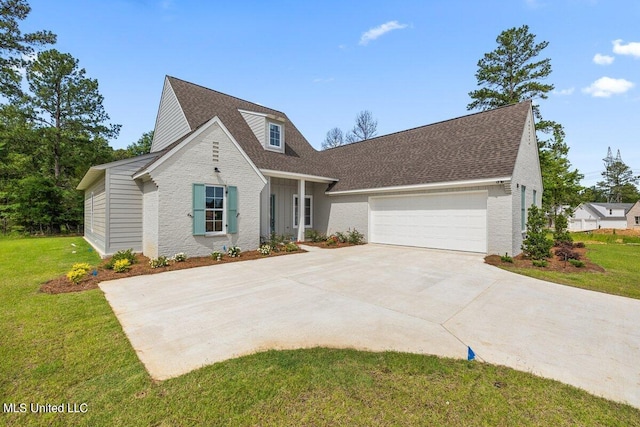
[300,241,363,249]
[485,245,605,273]
[41,248,306,295]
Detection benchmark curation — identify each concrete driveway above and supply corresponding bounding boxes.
[100,244,640,408]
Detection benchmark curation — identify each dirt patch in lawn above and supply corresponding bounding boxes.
[41,249,306,295]
[587,228,640,236]
[485,245,605,273]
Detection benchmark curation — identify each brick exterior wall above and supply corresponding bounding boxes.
[147,120,266,257]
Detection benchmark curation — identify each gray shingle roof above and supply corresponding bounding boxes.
[320,101,532,192]
[156,77,532,192]
[167,76,332,178]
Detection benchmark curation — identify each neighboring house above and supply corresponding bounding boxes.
[625,200,640,229]
[77,76,543,258]
[568,202,634,231]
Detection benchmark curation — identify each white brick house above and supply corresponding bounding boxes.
[77,76,543,258]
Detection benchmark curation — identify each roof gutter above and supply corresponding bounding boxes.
[261,169,338,184]
[326,177,512,196]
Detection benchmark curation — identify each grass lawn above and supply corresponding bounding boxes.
[1,236,639,426]
[500,233,640,299]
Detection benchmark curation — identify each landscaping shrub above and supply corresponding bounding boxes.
[532,259,548,267]
[305,229,326,243]
[211,251,224,261]
[569,259,585,268]
[334,231,348,243]
[284,242,299,252]
[553,213,572,246]
[574,242,585,248]
[173,252,187,262]
[522,205,553,260]
[500,253,514,263]
[347,228,365,245]
[149,256,169,269]
[66,263,92,284]
[113,259,131,273]
[228,246,241,258]
[258,244,271,256]
[326,235,339,246]
[555,245,581,261]
[105,248,136,269]
[267,233,287,252]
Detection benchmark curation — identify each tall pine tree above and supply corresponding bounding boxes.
[468,25,583,221]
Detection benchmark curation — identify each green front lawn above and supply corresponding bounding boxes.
[1,236,639,426]
[501,233,640,299]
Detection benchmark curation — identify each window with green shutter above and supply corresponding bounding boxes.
[193,184,232,235]
[227,186,238,234]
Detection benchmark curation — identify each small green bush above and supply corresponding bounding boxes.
[105,248,136,269]
[113,259,131,273]
[569,259,585,268]
[347,228,365,245]
[258,244,271,256]
[211,251,224,261]
[326,235,338,246]
[173,252,187,262]
[334,231,348,243]
[228,246,241,258]
[532,259,548,267]
[305,229,327,243]
[500,253,514,263]
[149,256,169,269]
[284,242,299,252]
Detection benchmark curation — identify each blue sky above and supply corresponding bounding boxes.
[23,0,639,187]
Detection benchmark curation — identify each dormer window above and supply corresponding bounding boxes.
[269,123,282,148]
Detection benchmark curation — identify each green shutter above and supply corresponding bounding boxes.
[193,184,205,235]
[227,186,238,234]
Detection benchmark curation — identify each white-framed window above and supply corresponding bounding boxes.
[205,185,225,234]
[635,216,640,225]
[293,194,312,228]
[269,123,282,148]
[521,185,526,232]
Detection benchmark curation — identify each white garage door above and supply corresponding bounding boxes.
[369,192,487,253]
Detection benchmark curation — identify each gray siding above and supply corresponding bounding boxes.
[510,108,543,256]
[240,110,266,146]
[627,202,640,229]
[151,77,191,152]
[83,176,106,255]
[268,178,315,238]
[106,157,150,253]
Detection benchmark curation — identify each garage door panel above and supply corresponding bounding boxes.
[370,192,487,253]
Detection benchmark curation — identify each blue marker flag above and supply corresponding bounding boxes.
[467,346,476,361]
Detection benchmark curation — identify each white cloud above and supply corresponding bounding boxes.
[312,77,334,84]
[613,39,640,57]
[593,53,614,65]
[553,87,575,96]
[582,77,634,97]
[359,21,408,46]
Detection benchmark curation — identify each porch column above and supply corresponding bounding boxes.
[297,179,305,242]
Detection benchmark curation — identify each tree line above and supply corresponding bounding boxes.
[0,0,150,234]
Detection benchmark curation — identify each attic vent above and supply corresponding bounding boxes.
[212,140,220,163]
